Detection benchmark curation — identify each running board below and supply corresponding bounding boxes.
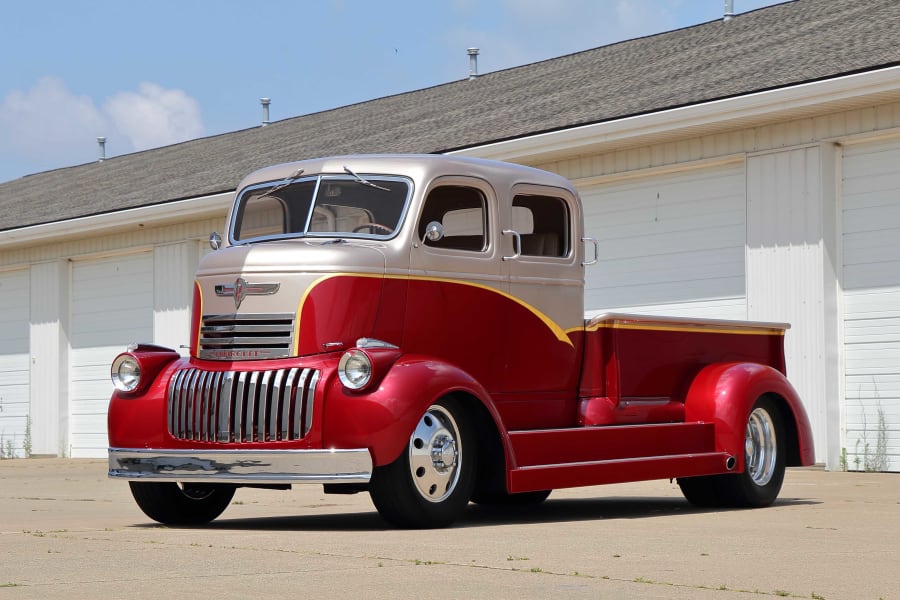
[506,422,732,493]
[509,452,731,493]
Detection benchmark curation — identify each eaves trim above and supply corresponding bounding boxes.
[0,191,233,249]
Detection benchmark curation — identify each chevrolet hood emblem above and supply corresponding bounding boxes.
[214,278,280,309]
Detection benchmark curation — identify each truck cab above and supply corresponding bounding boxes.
[108,155,814,528]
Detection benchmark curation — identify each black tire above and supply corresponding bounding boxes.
[678,396,786,508]
[470,489,552,506]
[129,481,235,525]
[369,398,476,528]
[677,474,726,507]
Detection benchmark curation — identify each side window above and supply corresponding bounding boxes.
[512,194,570,258]
[419,186,488,252]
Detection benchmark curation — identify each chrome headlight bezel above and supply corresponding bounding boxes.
[338,349,373,390]
[111,353,142,392]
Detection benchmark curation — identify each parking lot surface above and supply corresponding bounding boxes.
[0,460,897,600]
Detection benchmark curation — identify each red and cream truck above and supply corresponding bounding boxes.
[107,154,814,528]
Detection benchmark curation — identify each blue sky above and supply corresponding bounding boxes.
[0,0,786,184]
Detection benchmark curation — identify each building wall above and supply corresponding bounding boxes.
[0,215,227,457]
[841,137,900,472]
[535,100,900,470]
[2,99,900,467]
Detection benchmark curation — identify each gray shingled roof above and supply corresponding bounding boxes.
[2,0,899,232]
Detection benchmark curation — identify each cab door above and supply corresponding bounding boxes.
[497,184,584,428]
[406,176,509,392]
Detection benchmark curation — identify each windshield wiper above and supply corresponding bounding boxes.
[257,167,305,201]
[343,165,391,192]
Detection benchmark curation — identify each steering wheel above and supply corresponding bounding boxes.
[352,223,394,234]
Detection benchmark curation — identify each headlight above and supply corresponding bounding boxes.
[111,354,141,392]
[338,350,372,390]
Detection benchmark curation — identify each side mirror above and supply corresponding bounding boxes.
[424,221,444,243]
[209,232,222,250]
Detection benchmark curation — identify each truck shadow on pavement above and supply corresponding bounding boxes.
[161,495,819,532]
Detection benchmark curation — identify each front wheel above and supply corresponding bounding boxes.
[129,482,235,525]
[369,398,475,528]
[678,396,786,508]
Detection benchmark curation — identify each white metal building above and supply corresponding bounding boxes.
[1,0,898,470]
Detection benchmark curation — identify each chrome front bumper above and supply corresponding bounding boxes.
[108,447,372,485]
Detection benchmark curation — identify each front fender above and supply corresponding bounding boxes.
[684,362,815,468]
[108,357,186,448]
[323,354,505,466]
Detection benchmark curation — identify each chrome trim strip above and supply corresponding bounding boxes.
[219,371,235,442]
[108,448,372,484]
[304,370,319,436]
[210,371,223,442]
[262,370,275,440]
[289,367,303,438]
[245,371,259,442]
[275,369,288,440]
[199,370,212,441]
[200,337,290,347]
[203,313,294,321]
[233,371,246,440]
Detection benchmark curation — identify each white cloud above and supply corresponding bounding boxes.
[0,76,105,159]
[104,82,204,151]
[0,77,204,175]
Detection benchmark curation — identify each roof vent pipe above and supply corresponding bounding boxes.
[723,0,734,21]
[97,137,106,163]
[260,97,271,126]
[467,48,479,79]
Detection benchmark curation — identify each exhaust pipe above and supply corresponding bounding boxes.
[725,455,737,471]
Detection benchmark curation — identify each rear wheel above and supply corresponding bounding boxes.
[678,396,786,508]
[369,398,475,528]
[129,482,235,525]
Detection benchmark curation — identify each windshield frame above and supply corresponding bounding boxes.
[229,173,414,246]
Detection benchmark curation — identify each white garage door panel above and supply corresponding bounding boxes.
[0,269,30,458]
[843,138,900,472]
[581,163,746,319]
[70,253,154,458]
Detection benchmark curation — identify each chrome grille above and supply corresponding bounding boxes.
[168,367,319,443]
[199,313,294,360]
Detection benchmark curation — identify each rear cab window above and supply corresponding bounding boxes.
[512,193,572,258]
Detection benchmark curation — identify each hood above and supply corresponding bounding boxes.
[194,241,392,360]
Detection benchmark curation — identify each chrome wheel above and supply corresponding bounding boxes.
[369,397,476,528]
[745,406,778,486]
[678,396,786,508]
[409,405,462,503]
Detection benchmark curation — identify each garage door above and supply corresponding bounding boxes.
[70,253,154,457]
[579,162,746,319]
[0,269,30,458]
[842,138,900,472]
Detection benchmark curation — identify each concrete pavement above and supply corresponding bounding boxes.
[0,459,897,600]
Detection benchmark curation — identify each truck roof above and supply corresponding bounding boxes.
[236,154,578,197]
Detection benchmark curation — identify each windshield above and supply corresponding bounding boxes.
[231,174,411,243]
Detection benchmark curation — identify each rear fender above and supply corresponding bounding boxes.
[684,362,815,468]
[323,354,510,467]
